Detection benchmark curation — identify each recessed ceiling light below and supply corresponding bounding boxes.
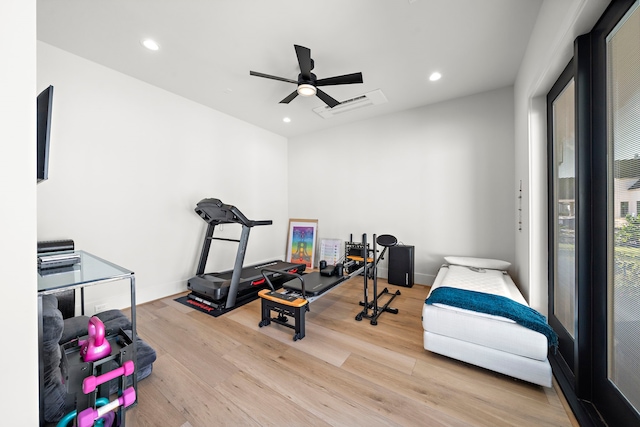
[429,72,442,82]
[283,117,291,123]
[141,39,160,51]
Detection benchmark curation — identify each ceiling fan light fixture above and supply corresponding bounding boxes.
[297,84,317,97]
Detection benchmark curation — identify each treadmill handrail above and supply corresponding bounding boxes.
[251,220,273,227]
[260,268,306,299]
[196,198,273,228]
[226,203,254,226]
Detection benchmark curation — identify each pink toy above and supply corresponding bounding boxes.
[79,316,111,362]
[77,387,136,427]
[82,360,135,394]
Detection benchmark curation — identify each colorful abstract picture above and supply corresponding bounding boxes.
[286,219,318,268]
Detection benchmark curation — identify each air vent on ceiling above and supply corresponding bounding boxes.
[312,89,388,119]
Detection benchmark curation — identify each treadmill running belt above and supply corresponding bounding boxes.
[188,260,305,301]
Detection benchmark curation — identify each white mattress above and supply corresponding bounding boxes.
[424,331,552,388]
[422,265,550,362]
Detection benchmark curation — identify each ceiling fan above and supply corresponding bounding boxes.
[250,44,363,108]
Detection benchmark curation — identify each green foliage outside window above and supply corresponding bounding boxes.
[614,215,640,286]
[616,214,640,248]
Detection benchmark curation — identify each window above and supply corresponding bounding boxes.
[607,0,640,412]
[552,79,577,338]
[547,2,640,425]
[621,201,630,217]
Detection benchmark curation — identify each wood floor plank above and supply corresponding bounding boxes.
[413,353,554,405]
[125,354,189,427]
[343,352,569,427]
[302,317,417,374]
[275,346,470,427]
[221,343,404,427]
[133,304,241,388]
[120,278,577,427]
[145,353,260,426]
[161,292,195,313]
[214,370,332,426]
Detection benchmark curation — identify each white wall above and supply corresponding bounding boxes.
[37,42,290,312]
[0,1,39,424]
[514,0,610,314]
[288,87,516,285]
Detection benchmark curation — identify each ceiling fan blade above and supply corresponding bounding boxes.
[250,71,297,84]
[279,90,299,104]
[294,45,312,79]
[316,72,363,87]
[316,89,340,108]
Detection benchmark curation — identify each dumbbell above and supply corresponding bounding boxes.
[77,387,136,427]
[82,360,135,394]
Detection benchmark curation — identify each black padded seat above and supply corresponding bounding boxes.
[376,234,398,247]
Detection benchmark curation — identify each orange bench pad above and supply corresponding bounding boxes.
[258,289,308,308]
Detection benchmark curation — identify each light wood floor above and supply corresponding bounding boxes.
[124,277,578,427]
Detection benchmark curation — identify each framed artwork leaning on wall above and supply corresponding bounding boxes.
[286,219,318,269]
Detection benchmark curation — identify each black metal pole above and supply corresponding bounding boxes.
[362,233,368,311]
[226,225,251,308]
[372,234,378,317]
[196,223,215,275]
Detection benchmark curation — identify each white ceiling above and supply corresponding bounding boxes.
[37,0,543,138]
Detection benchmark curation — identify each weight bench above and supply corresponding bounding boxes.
[258,269,310,341]
[257,268,348,340]
[258,288,309,341]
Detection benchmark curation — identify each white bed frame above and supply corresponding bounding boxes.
[422,264,552,387]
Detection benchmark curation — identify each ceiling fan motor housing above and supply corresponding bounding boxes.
[298,72,317,86]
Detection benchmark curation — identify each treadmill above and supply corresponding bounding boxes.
[187,198,306,310]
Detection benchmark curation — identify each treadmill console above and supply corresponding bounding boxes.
[195,198,272,228]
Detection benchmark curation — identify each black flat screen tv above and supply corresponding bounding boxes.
[37,85,54,183]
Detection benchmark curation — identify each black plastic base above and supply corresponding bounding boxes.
[356,288,401,325]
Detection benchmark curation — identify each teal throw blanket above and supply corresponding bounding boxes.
[425,286,558,351]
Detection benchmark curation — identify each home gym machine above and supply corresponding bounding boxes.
[257,233,401,340]
[352,234,401,325]
[187,198,306,314]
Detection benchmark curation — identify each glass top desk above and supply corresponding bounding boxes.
[37,250,137,426]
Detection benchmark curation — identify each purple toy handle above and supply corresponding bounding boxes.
[80,316,111,362]
[88,316,105,346]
